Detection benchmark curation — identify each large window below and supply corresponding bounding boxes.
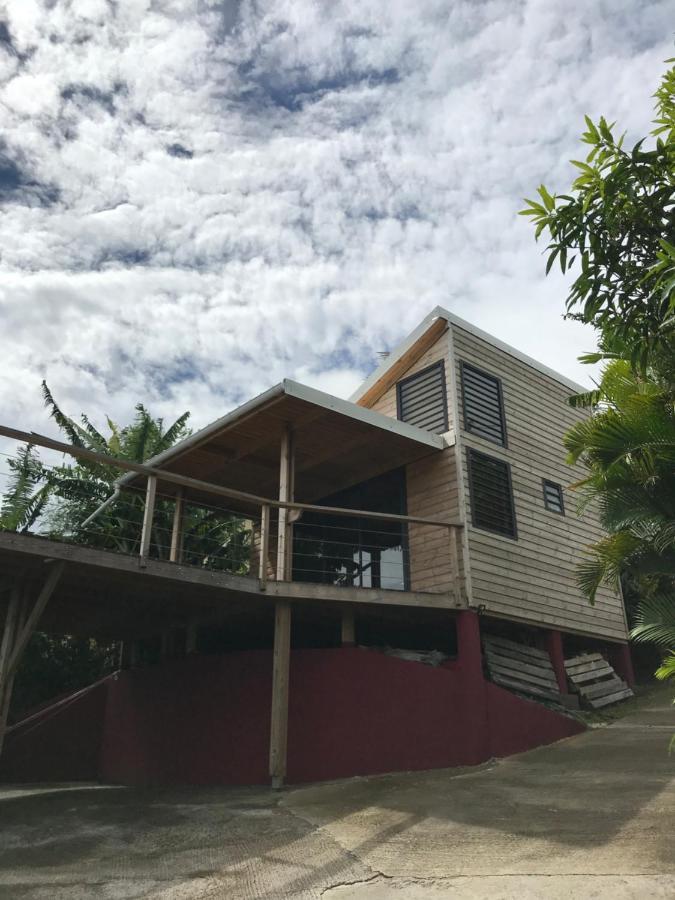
[460,362,507,446]
[467,449,517,538]
[396,361,448,434]
[292,469,409,590]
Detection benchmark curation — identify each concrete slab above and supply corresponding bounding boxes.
[0,685,672,899]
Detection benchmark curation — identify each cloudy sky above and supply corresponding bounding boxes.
[0,0,671,441]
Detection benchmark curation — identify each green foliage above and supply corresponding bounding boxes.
[523,62,675,693]
[520,63,675,370]
[1,384,252,719]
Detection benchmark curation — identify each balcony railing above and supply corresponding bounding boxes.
[0,425,464,602]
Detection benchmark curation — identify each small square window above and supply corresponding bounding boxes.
[543,480,565,515]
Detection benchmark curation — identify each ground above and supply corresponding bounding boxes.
[0,686,672,899]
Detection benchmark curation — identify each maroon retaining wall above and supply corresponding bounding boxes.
[0,681,107,783]
[0,647,584,786]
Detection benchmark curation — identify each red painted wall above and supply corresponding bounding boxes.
[0,682,107,783]
[0,647,585,786]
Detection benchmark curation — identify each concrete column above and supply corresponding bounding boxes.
[609,642,635,688]
[455,610,489,765]
[546,630,569,694]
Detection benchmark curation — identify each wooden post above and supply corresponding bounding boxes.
[341,608,356,646]
[169,489,184,564]
[0,564,65,757]
[276,427,294,582]
[7,563,65,678]
[269,599,291,789]
[139,475,157,564]
[0,585,21,755]
[259,504,271,589]
[269,426,295,788]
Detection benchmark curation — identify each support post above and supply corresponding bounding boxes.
[456,610,483,683]
[139,475,157,564]
[341,608,355,646]
[269,428,294,788]
[259,503,271,589]
[276,427,294,582]
[7,563,65,678]
[609,642,636,688]
[169,489,184,564]
[269,599,292,789]
[546,630,569,694]
[0,586,22,757]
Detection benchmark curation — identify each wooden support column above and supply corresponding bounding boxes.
[269,425,294,788]
[139,475,157,564]
[259,503,271,589]
[0,563,65,758]
[169,489,184,564]
[449,526,461,605]
[269,599,291,789]
[341,608,356,646]
[546,630,569,694]
[276,427,294,582]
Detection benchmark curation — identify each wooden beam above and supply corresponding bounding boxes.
[169,489,184,564]
[139,475,157,563]
[269,599,291,788]
[341,608,356,645]
[7,562,66,679]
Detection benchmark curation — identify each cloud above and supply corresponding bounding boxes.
[0,0,671,454]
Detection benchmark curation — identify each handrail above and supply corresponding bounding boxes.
[0,425,464,531]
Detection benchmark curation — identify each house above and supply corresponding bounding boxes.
[0,307,633,787]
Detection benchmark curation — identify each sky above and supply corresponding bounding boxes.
[0,0,671,443]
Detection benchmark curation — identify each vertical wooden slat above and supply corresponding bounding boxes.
[269,599,291,789]
[139,475,157,563]
[259,503,271,589]
[169,489,184,564]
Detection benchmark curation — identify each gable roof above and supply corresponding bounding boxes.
[350,306,587,406]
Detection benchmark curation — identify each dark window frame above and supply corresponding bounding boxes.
[460,361,508,448]
[396,360,449,434]
[467,447,518,540]
[542,479,565,516]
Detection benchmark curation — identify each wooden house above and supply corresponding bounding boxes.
[0,308,633,787]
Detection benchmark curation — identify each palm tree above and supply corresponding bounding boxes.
[1,382,250,572]
[564,345,675,683]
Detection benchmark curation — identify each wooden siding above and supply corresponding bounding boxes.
[361,330,463,598]
[451,324,628,641]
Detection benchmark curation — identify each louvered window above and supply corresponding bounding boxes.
[460,362,507,446]
[467,449,517,538]
[396,361,448,434]
[543,479,565,515]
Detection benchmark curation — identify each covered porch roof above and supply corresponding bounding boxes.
[118,380,451,511]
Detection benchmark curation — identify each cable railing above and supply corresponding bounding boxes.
[0,424,465,601]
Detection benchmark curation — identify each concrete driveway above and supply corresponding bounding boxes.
[0,686,672,899]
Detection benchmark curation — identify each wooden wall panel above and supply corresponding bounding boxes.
[451,324,628,641]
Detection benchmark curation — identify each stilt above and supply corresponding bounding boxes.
[546,630,569,694]
[609,642,635,688]
[269,426,295,788]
